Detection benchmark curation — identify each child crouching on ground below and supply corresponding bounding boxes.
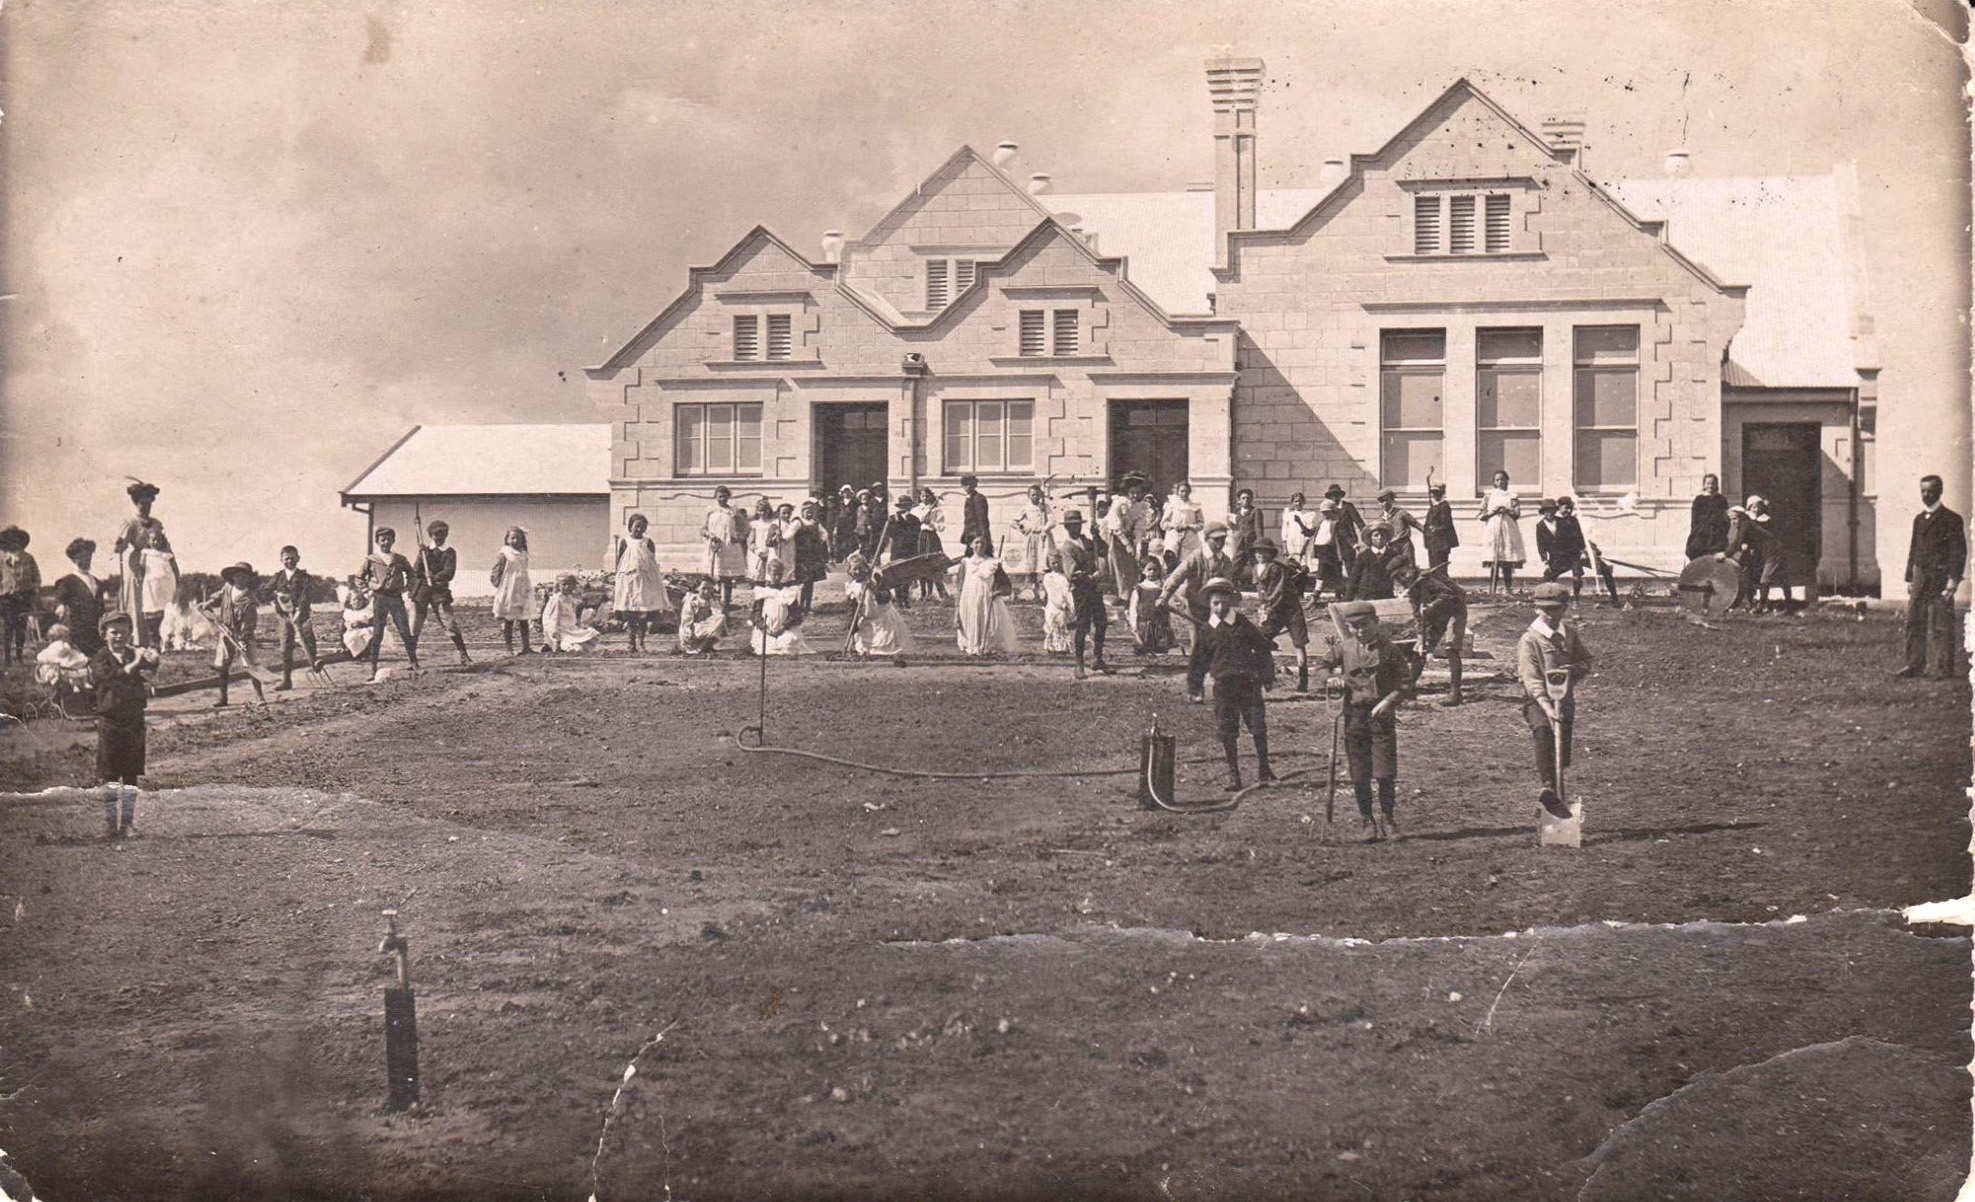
[1187,577,1276,791]
[750,564,811,656]
[845,551,911,661]
[678,580,726,655]
[540,574,601,652]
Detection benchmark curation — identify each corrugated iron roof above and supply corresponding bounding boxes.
[343,423,611,497]
[1605,174,1866,388]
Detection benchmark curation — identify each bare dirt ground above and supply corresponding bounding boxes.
[0,594,1968,1201]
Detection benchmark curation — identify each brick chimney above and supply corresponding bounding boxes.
[1206,55,1264,269]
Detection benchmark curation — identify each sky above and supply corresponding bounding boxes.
[2,0,1967,576]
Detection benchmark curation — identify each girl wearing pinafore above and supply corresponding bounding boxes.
[1480,470,1526,594]
[490,526,534,652]
[612,512,671,653]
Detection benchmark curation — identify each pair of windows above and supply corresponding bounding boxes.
[731,314,794,361]
[674,399,1035,476]
[1378,326,1640,490]
[925,259,978,310]
[1414,193,1514,255]
[1017,309,1080,356]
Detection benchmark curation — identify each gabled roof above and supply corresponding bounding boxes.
[842,144,1056,256]
[1044,189,1333,314]
[587,225,846,374]
[1215,78,1741,296]
[1607,173,1871,388]
[342,424,611,497]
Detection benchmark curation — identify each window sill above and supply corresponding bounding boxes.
[1383,252,1547,263]
[986,354,1115,367]
[704,359,825,369]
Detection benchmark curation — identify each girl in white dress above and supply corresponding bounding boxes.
[138,530,179,648]
[612,512,671,653]
[844,552,911,660]
[1279,491,1318,564]
[678,580,726,655]
[540,574,601,652]
[749,564,810,656]
[1040,566,1073,653]
[1480,469,1526,594]
[701,486,748,608]
[954,536,1021,657]
[490,526,534,653]
[747,497,780,584]
[1161,482,1205,563]
[1012,485,1056,600]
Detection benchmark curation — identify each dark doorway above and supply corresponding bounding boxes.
[1109,401,1190,496]
[1742,422,1821,589]
[814,403,890,497]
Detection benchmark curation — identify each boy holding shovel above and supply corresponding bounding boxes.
[1516,581,1594,820]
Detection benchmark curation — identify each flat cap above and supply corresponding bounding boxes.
[1199,576,1241,599]
[1533,582,1573,604]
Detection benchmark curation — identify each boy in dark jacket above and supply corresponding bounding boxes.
[267,545,324,689]
[1187,577,1277,790]
[1250,538,1312,693]
[412,520,472,665]
[1537,496,1589,595]
[1316,600,1414,840]
[91,613,159,838]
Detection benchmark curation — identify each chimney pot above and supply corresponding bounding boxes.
[821,230,844,263]
[993,141,1019,168]
[1027,173,1051,196]
[1662,147,1691,176]
[1319,158,1346,187]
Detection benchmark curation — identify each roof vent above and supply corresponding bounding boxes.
[821,230,844,263]
[1027,172,1052,196]
[1662,147,1691,177]
[993,141,1019,169]
[1319,158,1346,186]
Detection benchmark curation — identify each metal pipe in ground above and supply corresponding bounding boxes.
[379,909,420,1111]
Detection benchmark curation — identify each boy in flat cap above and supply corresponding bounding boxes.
[90,613,159,839]
[1250,538,1313,693]
[1046,509,1112,679]
[1158,521,1238,697]
[1316,601,1413,840]
[1422,481,1458,569]
[1188,577,1277,790]
[1517,582,1594,818]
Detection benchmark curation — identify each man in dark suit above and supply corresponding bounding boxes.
[1898,474,1965,679]
[959,475,992,555]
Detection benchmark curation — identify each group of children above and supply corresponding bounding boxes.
[1189,567,1590,841]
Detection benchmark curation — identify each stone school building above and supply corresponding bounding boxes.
[360,61,1883,588]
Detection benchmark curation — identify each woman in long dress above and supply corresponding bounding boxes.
[1685,473,1731,560]
[1279,491,1317,565]
[1480,470,1526,594]
[954,535,1021,656]
[490,526,534,653]
[113,482,165,646]
[1012,485,1056,601]
[612,512,671,653]
[1161,482,1205,565]
[912,488,952,601]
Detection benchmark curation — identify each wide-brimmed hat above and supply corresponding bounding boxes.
[1533,582,1572,606]
[1251,537,1280,556]
[1200,576,1241,600]
[0,526,26,552]
[1375,489,1396,502]
[1323,484,1347,500]
[66,537,96,560]
[1060,509,1086,525]
[125,480,160,503]
[220,562,257,587]
[1335,600,1378,621]
[1362,522,1392,541]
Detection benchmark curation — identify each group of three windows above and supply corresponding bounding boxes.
[1380,325,1640,491]
[676,399,1035,476]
